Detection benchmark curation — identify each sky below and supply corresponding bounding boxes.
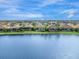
[0,0,79,20]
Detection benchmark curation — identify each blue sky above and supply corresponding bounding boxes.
[0,0,79,20]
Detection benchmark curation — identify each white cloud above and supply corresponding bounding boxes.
[0,0,8,3]
[0,0,19,4]
[69,2,79,7]
[2,8,44,18]
[2,8,21,13]
[11,13,44,18]
[61,9,78,18]
[0,0,46,20]
[0,0,19,9]
[39,0,63,7]
[57,1,79,8]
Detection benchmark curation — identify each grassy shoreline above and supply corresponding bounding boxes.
[0,31,79,35]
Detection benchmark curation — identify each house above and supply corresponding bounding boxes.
[47,21,58,32]
[47,25,58,32]
[75,24,79,32]
[21,22,34,31]
[59,22,75,31]
[60,25,73,32]
[59,22,66,28]
[0,22,6,31]
[0,22,11,29]
[0,22,5,29]
[67,23,76,28]
[2,22,24,32]
[34,22,45,32]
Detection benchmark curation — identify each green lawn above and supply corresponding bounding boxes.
[0,31,79,35]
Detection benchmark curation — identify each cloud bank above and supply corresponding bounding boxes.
[0,0,79,20]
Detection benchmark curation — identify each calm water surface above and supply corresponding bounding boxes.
[0,34,79,59]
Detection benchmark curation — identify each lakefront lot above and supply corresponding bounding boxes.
[0,20,79,35]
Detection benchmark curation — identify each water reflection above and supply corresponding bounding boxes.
[0,35,79,59]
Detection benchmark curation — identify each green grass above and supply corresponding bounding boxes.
[0,31,79,35]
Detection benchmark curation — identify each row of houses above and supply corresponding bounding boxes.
[0,21,79,32]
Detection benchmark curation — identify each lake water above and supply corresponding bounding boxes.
[0,34,79,59]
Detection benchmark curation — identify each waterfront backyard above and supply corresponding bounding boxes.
[0,35,79,59]
[0,31,79,35]
[0,20,79,35]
